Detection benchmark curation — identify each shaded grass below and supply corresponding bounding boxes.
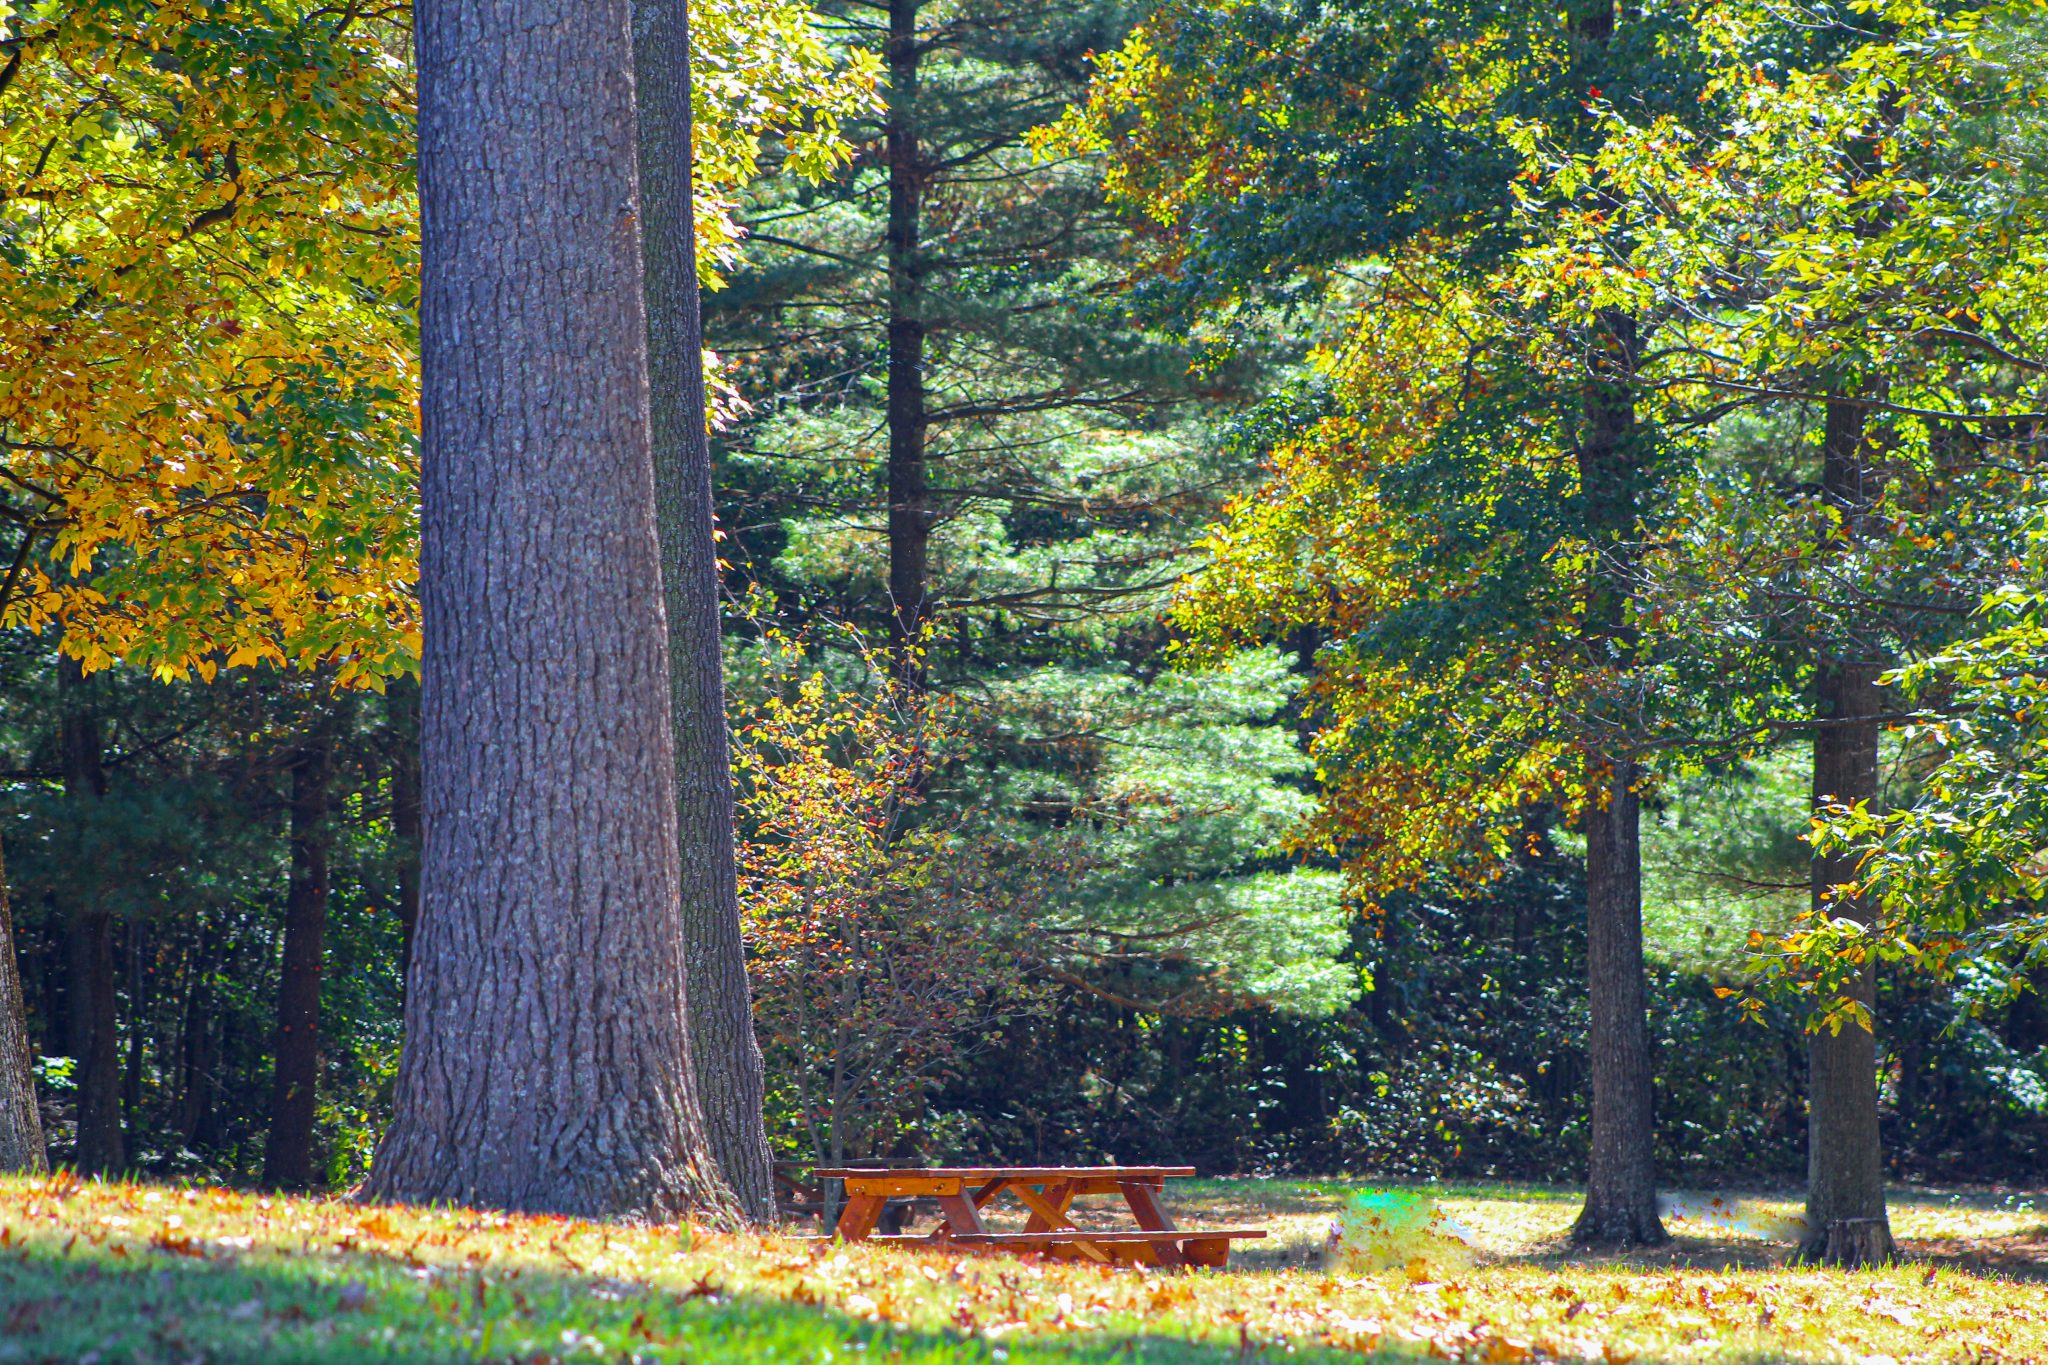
[2,1174,2045,1363]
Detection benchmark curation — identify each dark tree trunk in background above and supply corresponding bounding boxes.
[884,0,931,680]
[1801,398,1896,1266]
[123,925,145,1122]
[1569,311,1666,1247]
[178,916,219,1148]
[0,836,48,1173]
[389,676,423,979]
[265,728,335,1190]
[367,0,730,1220]
[59,657,124,1176]
[632,0,775,1223]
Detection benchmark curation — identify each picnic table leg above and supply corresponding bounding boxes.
[835,1190,888,1241]
[1118,1178,1185,1268]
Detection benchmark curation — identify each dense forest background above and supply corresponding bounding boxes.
[3,0,2045,1196]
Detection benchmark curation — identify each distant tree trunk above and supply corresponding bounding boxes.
[1574,757,1664,1244]
[59,657,124,1176]
[884,0,931,681]
[122,924,145,1123]
[389,677,422,978]
[178,915,219,1147]
[1569,311,1666,1247]
[265,727,335,1190]
[1800,397,1895,1267]
[367,0,731,1220]
[0,835,48,1173]
[632,0,775,1223]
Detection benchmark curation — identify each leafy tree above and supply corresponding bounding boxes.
[717,0,1342,1040]
[0,1,420,684]
[1515,0,2048,1261]
[0,0,418,1171]
[1053,0,1712,1243]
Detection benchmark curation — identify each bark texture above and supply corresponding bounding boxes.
[366,0,729,1220]
[1573,758,1665,1245]
[884,0,931,679]
[1569,311,1667,1247]
[265,729,334,1190]
[632,0,775,1224]
[0,835,48,1173]
[60,657,123,1175]
[1800,398,1895,1267]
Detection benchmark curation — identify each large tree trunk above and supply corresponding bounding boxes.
[1569,311,1666,1247]
[0,834,48,1173]
[264,728,335,1190]
[367,0,730,1220]
[884,0,930,680]
[632,0,775,1224]
[59,657,124,1176]
[1800,398,1895,1266]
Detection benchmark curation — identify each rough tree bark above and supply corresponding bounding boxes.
[59,657,123,1176]
[631,0,776,1223]
[1569,311,1667,1247]
[0,835,48,1173]
[264,725,335,1190]
[1575,757,1664,1244]
[365,0,731,1220]
[1800,398,1896,1267]
[884,0,931,681]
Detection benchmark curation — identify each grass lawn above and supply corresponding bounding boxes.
[0,1173,2042,1363]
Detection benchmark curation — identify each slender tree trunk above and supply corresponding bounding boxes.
[265,728,334,1190]
[367,0,731,1220]
[122,924,144,1123]
[884,0,930,680]
[389,677,422,979]
[178,916,217,1147]
[0,834,48,1173]
[1574,757,1664,1244]
[59,658,124,1176]
[1800,398,1895,1266]
[632,0,775,1223]
[1569,311,1666,1247]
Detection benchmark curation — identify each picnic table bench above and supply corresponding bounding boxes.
[809,1165,1265,1268]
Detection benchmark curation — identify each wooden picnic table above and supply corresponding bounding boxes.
[808,1164,1265,1268]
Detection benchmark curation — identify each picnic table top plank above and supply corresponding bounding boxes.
[810,1165,1196,1180]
